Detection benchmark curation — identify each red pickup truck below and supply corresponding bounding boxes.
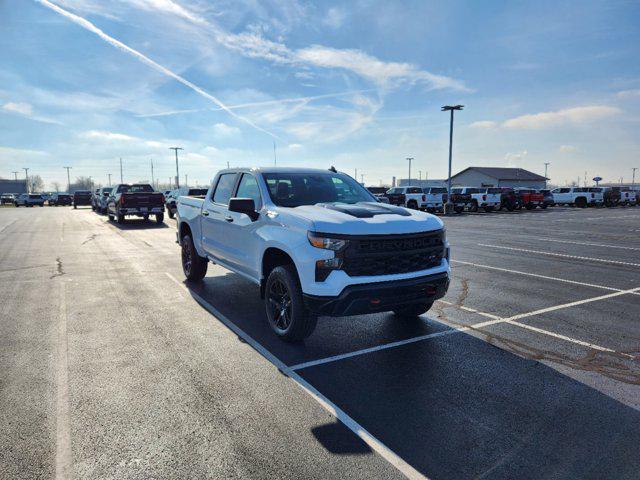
[515,188,546,209]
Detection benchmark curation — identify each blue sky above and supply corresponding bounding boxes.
[1,0,639,189]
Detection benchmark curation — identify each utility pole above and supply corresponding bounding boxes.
[406,157,413,185]
[632,167,637,190]
[544,162,550,188]
[23,167,29,193]
[107,173,112,186]
[88,176,93,190]
[150,159,154,187]
[64,166,72,193]
[169,177,172,189]
[185,174,188,187]
[354,168,357,181]
[12,171,18,181]
[360,173,365,185]
[441,104,464,215]
[273,141,277,167]
[419,170,422,182]
[169,147,183,188]
[119,157,123,183]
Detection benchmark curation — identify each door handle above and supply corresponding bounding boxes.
[202,210,209,216]
[224,216,234,222]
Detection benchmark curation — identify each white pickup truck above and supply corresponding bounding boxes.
[383,186,427,210]
[451,187,500,212]
[176,167,450,341]
[552,187,603,207]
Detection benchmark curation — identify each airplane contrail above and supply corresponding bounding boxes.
[136,89,377,118]
[35,0,279,139]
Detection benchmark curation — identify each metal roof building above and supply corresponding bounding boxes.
[450,167,548,189]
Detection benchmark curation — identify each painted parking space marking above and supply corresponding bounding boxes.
[290,286,640,371]
[451,260,624,292]
[163,272,428,480]
[477,244,640,268]
[505,237,640,251]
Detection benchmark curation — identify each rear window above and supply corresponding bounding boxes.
[451,188,462,194]
[102,187,112,193]
[465,188,481,194]
[386,188,401,194]
[407,187,422,194]
[573,188,588,192]
[29,194,42,199]
[428,187,447,193]
[486,188,502,194]
[187,189,208,196]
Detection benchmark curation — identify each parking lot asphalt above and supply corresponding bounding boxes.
[1,205,639,479]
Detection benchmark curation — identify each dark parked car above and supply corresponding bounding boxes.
[73,190,93,209]
[107,183,165,224]
[498,187,520,211]
[165,187,208,218]
[49,193,72,206]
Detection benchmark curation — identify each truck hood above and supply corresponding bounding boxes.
[282,202,444,235]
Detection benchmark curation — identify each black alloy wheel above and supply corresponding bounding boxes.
[267,278,293,333]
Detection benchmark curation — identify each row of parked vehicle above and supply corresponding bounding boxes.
[3,191,95,208]
[371,185,638,213]
[90,184,165,223]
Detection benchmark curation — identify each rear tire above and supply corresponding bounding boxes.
[407,200,418,210]
[576,197,587,208]
[454,206,464,214]
[107,211,114,221]
[116,213,125,224]
[469,201,479,213]
[265,265,317,342]
[540,204,548,209]
[181,234,208,282]
[167,209,174,219]
[484,206,494,212]
[73,204,77,209]
[393,302,434,318]
[156,213,164,224]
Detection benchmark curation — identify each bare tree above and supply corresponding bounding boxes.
[28,174,45,193]
[51,181,61,192]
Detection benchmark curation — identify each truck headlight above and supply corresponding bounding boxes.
[307,232,348,251]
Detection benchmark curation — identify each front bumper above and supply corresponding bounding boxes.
[303,271,449,316]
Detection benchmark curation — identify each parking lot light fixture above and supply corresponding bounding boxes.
[441,105,463,215]
[406,157,414,185]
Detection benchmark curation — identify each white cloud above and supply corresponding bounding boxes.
[213,122,241,138]
[505,150,528,167]
[79,130,137,141]
[469,120,497,129]
[287,143,302,151]
[323,7,346,29]
[502,106,620,129]
[616,89,640,98]
[2,102,33,115]
[559,144,577,153]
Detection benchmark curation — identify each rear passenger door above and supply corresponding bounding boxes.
[200,173,238,261]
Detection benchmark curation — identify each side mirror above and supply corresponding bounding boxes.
[229,197,259,221]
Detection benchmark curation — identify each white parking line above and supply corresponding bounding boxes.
[56,281,72,480]
[164,272,428,480]
[451,259,622,292]
[291,286,640,370]
[511,237,640,251]
[478,244,640,268]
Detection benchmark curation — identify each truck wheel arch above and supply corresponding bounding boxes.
[261,248,296,298]
[179,222,192,241]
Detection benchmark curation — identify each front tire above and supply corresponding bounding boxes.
[265,265,317,342]
[181,234,207,281]
[393,301,434,318]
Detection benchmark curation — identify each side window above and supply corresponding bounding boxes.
[235,174,262,209]
[212,173,237,205]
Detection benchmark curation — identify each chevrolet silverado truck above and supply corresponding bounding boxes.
[514,188,546,209]
[384,186,427,210]
[451,187,500,212]
[552,187,603,207]
[14,193,45,207]
[176,167,450,341]
[106,183,165,224]
[73,190,92,209]
[422,187,447,213]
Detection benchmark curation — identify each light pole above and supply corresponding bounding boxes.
[441,105,464,214]
[406,157,414,185]
[360,173,365,185]
[23,167,29,193]
[632,167,637,190]
[419,170,422,183]
[12,171,18,181]
[150,159,154,187]
[88,176,93,191]
[107,173,112,186]
[169,147,183,188]
[544,162,550,188]
[64,166,72,192]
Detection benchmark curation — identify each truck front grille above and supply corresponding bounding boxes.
[341,230,445,277]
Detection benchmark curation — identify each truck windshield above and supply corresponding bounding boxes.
[263,172,375,207]
[119,184,154,193]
